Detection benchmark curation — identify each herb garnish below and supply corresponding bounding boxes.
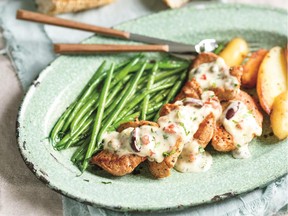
[176,110,182,119]
[198,146,205,153]
[101,181,112,184]
[163,150,176,157]
[179,122,190,136]
[163,134,169,140]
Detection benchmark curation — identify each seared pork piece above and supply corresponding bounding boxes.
[192,52,218,68]
[174,79,202,101]
[117,120,158,132]
[190,52,243,101]
[91,120,157,176]
[211,90,263,152]
[193,113,216,148]
[234,90,263,127]
[211,124,236,152]
[149,96,217,178]
[91,150,146,176]
[148,137,183,178]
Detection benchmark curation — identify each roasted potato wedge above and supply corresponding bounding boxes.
[242,49,268,88]
[219,37,249,67]
[256,46,287,114]
[270,91,288,140]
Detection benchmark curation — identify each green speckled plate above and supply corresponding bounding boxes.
[17,3,288,212]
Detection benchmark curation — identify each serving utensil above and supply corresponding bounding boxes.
[16,9,219,56]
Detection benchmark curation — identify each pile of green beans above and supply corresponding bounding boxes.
[49,55,189,172]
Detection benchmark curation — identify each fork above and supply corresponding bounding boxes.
[16,9,219,59]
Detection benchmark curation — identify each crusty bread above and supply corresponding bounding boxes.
[36,0,114,15]
[163,0,190,8]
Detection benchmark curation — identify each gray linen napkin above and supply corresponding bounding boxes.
[0,0,287,215]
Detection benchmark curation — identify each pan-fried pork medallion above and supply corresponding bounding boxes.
[189,53,242,101]
[92,52,263,178]
[99,91,222,176]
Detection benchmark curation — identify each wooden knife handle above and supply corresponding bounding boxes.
[54,44,169,54]
[16,9,130,39]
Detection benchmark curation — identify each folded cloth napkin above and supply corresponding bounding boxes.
[0,0,287,215]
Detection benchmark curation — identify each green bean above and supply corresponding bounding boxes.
[147,102,163,114]
[55,112,94,150]
[57,116,94,150]
[116,83,173,122]
[147,75,178,90]
[102,81,130,119]
[70,107,94,138]
[112,112,141,130]
[71,138,90,163]
[96,62,147,152]
[71,74,131,134]
[82,63,114,171]
[61,62,107,132]
[141,63,158,120]
[164,71,187,103]
[54,133,71,150]
[50,102,75,144]
[111,56,142,85]
[146,113,155,121]
[139,67,185,83]
[213,42,226,55]
[62,59,131,133]
[129,60,189,72]
[149,89,170,104]
[70,93,99,134]
[152,71,187,121]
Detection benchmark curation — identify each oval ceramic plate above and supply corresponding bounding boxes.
[17,3,288,212]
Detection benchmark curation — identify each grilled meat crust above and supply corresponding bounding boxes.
[91,120,157,176]
[91,150,146,176]
[193,113,216,148]
[148,137,183,178]
[190,52,243,101]
[192,52,218,68]
[117,120,159,132]
[211,90,263,152]
[174,78,202,101]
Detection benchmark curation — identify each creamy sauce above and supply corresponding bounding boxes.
[174,140,213,173]
[103,58,261,173]
[103,91,222,170]
[189,57,239,91]
[221,101,262,159]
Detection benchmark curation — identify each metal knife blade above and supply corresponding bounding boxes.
[129,33,197,54]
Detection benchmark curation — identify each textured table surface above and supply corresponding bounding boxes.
[0,0,286,215]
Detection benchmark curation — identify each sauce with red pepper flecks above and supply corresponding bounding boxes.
[189,57,239,91]
[221,100,262,158]
[103,91,222,172]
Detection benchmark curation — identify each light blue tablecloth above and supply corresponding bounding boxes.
[1,0,287,215]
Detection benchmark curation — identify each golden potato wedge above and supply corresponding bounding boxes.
[242,49,268,88]
[219,37,249,67]
[270,91,288,140]
[256,46,287,114]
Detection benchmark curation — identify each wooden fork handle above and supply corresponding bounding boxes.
[16,10,130,39]
[54,44,169,54]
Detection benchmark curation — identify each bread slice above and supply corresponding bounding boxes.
[163,0,190,8]
[36,0,114,15]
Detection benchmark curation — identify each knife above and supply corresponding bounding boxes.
[16,9,203,54]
